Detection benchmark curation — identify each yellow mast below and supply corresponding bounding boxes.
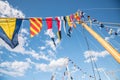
[80,22,120,63]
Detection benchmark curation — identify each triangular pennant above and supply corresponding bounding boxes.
[0,18,22,48]
[0,18,16,40]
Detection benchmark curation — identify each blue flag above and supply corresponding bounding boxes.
[0,18,22,48]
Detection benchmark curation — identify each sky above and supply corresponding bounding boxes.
[0,0,120,80]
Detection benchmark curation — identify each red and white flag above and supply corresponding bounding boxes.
[55,17,62,41]
[46,17,56,46]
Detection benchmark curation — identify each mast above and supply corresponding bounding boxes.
[80,22,120,63]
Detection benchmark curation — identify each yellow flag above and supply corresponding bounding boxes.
[0,18,16,40]
[66,16,73,27]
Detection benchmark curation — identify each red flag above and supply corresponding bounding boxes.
[46,17,52,29]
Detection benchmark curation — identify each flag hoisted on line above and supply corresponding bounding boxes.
[61,16,67,34]
[55,17,62,42]
[66,16,73,27]
[0,18,22,48]
[46,17,56,46]
[30,18,42,37]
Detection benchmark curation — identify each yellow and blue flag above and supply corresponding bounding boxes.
[0,18,22,48]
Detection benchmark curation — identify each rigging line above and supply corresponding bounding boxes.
[82,24,102,80]
[108,39,120,52]
[1,17,120,27]
[77,30,97,77]
[82,8,120,11]
[76,27,102,52]
[68,58,95,78]
[102,69,111,80]
[74,28,85,52]
[90,24,110,80]
[82,27,96,80]
[111,39,120,50]
[93,24,106,38]
[85,21,120,27]
[91,23,120,29]
[93,23,120,50]
[93,60,102,80]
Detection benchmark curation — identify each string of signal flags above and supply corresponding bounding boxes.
[0,10,120,49]
[50,58,95,80]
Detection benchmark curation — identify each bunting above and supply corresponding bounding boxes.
[74,12,80,24]
[87,16,92,27]
[80,11,85,18]
[55,17,62,42]
[62,16,67,34]
[67,27,72,37]
[66,16,73,27]
[108,29,113,35]
[30,18,42,37]
[0,18,22,48]
[0,10,119,49]
[46,17,56,46]
[70,14,76,28]
[66,16,73,37]
[68,58,95,79]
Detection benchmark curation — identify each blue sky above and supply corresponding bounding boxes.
[0,0,120,80]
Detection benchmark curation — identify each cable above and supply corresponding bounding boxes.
[82,27,97,80]
[68,58,95,79]
[92,23,120,51]
[83,8,120,11]
[82,23,103,80]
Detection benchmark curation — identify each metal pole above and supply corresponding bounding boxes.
[81,22,120,63]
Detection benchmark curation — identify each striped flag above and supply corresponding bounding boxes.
[30,18,42,37]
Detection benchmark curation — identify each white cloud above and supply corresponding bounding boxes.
[20,28,29,35]
[84,50,109,63]
[0,51,3,54]
[0,61,30,77]
[39,46,46,50]
[0,27,51,61]
[45,29,55,38]
[94,67,104,72]
[35,58,69,72]
[0,1,25,17]
[45,40,56,51]
[47,50,56,58]
[44,30,60,51]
